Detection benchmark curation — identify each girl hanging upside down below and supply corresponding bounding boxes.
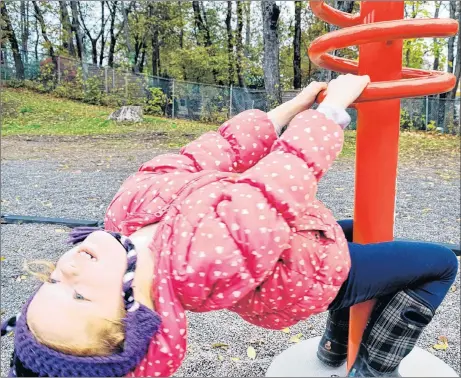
[1,74,457,377]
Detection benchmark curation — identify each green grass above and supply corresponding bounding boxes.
[1,88,213,146]
[1,88,459,160]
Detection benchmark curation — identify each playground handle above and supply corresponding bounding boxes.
[309,2,458,105]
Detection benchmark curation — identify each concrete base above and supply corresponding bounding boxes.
[266,336,458,377]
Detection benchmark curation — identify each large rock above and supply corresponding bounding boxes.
[108,106,143,122]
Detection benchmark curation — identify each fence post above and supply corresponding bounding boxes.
[229,84,233,118]
[172,79,175,118]
[57,56,61,84]
[425,96,429,131]
[104,67,108,93]
[125,72,128,105]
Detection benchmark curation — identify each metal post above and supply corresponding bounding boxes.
[125,73,128,105]
[348,1,405,370]
[172,79,175,118]
[229,84,233,118]
[104,67,108,93]
[425,96,429,131]
[57,56,61,84]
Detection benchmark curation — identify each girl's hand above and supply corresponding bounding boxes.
[293,81,328,110]
[322,74,370,109]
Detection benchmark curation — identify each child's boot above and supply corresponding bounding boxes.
[317,307,350,367]
[347,291,434,377]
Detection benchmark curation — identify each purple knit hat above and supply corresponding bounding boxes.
[1,227,162,377]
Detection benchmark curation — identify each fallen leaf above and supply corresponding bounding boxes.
[433,336,448,351]
[1,310,5,315]
[450,285,456,292]
[212,343,229,350]
[1,256,5,262]
[218,355,224,361]
[289,333,303,343]
[55,228,66,233]
[230,357,240,362]
[247,346,256,360]
[281,328,290,334]
[20,275,27,280]
[335,187,345,191]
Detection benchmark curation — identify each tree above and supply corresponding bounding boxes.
[293,1,302,89]
[32,1,55,60]
[59,1,76,56]
[448,1,460,99]
[244,1,251,58]
[70,0,84,61]
[1,1,25,80]
[79,2,107,65]
[262,1,281,105]
[235,1,244,87]
[226,1,234,85]
[432,1,442,71]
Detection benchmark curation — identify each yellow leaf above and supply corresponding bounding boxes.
[20,275,27,280]
[281,328,290,334]
[218,355,224,361]
[289,333,303,343]
[230,357,240,362]
[212,343,229,350]
[450,285,456,292]
[1,256,5,261]
[433,336,448,350]
[247,346,256,360]
[55,228,66,233]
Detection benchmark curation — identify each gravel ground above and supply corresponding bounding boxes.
[1,138,460,377]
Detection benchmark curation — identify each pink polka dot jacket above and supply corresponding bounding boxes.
[104,109,351,377]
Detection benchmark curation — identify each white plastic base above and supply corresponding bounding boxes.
[266,336,458,377]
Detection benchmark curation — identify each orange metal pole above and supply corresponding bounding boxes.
[348,1,404,370]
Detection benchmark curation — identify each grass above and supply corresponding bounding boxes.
[1,88,460,161]
[1,88,213,147]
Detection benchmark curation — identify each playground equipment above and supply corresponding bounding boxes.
[266,1,459,377]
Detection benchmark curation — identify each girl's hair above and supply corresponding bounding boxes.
[24,260,126,356]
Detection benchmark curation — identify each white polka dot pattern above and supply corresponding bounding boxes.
[104,109,350,377]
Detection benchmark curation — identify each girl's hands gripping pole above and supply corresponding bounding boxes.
[319,74,371,109]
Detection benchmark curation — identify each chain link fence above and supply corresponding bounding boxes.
[1,49,459,134]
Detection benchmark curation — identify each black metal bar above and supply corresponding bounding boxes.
[1,214,103,228]
[1,214,459,256]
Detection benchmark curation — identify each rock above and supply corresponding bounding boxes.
[108,106,143,122]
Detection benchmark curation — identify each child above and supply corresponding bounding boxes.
[1,74,457,378]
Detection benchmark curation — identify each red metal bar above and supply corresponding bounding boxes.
[307,0,459,373]
[309,19,458,103]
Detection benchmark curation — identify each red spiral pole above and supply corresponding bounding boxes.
[308,0,458,372]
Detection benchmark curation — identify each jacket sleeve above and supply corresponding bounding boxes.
[138,109,278,174]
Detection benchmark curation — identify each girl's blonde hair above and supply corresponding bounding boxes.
[24,260,126,356]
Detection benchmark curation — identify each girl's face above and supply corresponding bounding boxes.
[27,231,127,349]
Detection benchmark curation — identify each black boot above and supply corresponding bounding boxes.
[317,307,350,367]
[348,291,434,377]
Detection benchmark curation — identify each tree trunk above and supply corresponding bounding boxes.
[432,1,441,71]
[337,1,355,13]
[121,1,134,68]
[178,1,186,79]
[20,1,30,61]
[236,1,244,87]
[449,2,460,99]
[60,1,76,56]
[32,1,55,60]
[70,0,84,61]
[226,1,234,85]
[34,16,39,60]
[262,1,281,106]
[151,22,159,76]
[293,1,302,89]
[108,1,118,67]
[244,1,251,58]
[99,1,106,65]
[1,2,25,80]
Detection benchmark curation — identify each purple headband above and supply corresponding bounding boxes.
[1,227,162,377]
